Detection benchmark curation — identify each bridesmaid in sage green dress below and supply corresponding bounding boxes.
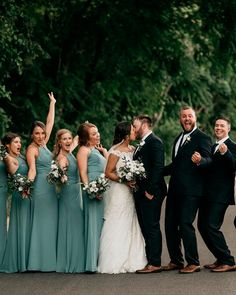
[26,92,58,271]
[0,147,7,266]
[77,122,108,272]
[1,133,31,272]
[54,129,85,273]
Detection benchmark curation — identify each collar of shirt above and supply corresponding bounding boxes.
[141,131,152,142]
[174,126,197,157]
[216,136,229,146]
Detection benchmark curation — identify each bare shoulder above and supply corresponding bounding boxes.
[26,144,39,156]
[77,146,90,157]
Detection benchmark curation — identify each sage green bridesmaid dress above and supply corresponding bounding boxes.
[1,155,31,272]
[28,146,58,271]
[0,160,7,265]
[56,153,85,273]
[83,148,106,272]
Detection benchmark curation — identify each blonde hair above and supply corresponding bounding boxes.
[53,129,72,158]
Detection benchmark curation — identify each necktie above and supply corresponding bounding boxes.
[212,143,219,154]
[176,134,184,154]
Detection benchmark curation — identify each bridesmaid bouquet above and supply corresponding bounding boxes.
[8,174,33,199]
[47,160,68,193]
[117,157,146,189]
[83,173,109,200]
[0,145,8,160]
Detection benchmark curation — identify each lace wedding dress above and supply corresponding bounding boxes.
[97,150,147,274]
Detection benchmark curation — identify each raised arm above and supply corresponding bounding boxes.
[45,92,56,144]
[70,135,79,153]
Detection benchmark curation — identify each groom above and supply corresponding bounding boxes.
[133,115,167,274]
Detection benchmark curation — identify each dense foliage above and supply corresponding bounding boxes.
[1,0,236,160]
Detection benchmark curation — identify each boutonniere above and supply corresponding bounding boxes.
[134,140,145,154]
[186,136,191,143]
[139,140,145,147]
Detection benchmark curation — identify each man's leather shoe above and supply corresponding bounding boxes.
[204,261,220,270]
[136,265,162,274]
[162,262,184,271]
[211,264,236,272]
[179,264,200,274]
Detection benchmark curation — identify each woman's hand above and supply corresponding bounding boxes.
[95,194,103,201]
[48,92,56,103]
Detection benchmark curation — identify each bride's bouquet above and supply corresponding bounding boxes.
[117,157,146,188]
[47,160,68,193]
[0,145,8,161]
[83,173,109,200]
[8,173,33,199]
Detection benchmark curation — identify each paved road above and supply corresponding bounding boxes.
[0,201,235,295]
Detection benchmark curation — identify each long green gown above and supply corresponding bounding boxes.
[1,155,31,272]
[56,153,85,273]
[0,160,7,265]
[27,146,58,271]
[83,148,106,272]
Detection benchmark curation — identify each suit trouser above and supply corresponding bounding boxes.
[198,201,235,266]
[135,194,164,266]
[165,193,201,265]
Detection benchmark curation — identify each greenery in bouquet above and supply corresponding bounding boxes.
[7,173,33,199]
[47,160,68,193]
[0,145,8,161]
[83,173,109,200]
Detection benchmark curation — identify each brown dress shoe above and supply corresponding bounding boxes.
[211,264,236,272]
[136,265,162,274]
[162,262,184,271]
[179,264,200,274]
[204,261,220,270]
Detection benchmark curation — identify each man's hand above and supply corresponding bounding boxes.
[145,191,154,200]
[218,143,227,155]
[191,151,201,165]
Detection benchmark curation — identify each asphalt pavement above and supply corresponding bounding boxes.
[0,201,235,295]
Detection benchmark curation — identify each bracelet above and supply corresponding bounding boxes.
[118,178,122,183]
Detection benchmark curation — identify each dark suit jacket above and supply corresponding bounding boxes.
[164,128,212,197]
[133,133,167,198]
[200,138,236,205]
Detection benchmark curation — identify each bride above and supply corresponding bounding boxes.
[98,121,147,274]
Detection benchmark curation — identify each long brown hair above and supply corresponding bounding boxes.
[30,121,47,141]
[77,123,96,146]
[2,132,21,152]
[53,129,72,158]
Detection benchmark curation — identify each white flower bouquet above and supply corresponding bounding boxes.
[0,145,8,161]
[83,173,109,200]
[47,160,68,193]
[8,173,33,199]
[117,157,146,185]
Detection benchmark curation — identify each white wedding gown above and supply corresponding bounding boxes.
[97,150,147,274]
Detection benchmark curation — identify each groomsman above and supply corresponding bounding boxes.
[193,117,236,272]
[163,106,212,274]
